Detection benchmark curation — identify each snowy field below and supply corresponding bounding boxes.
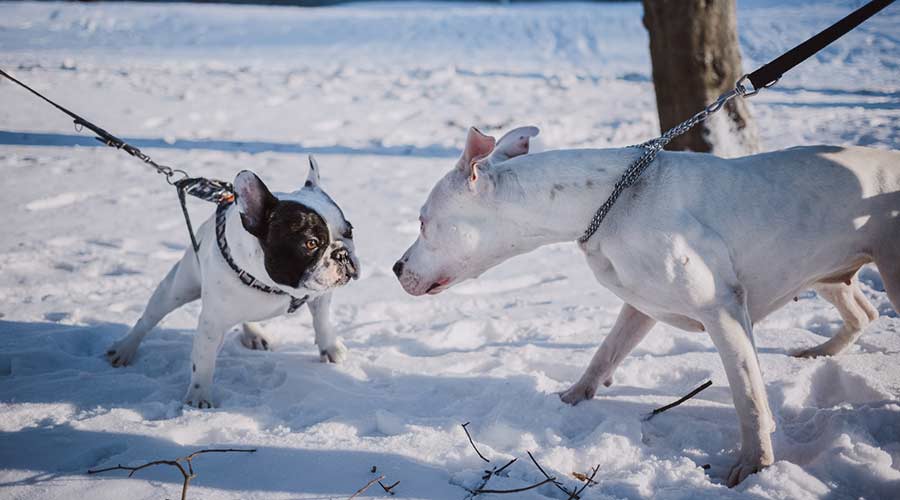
[1,1,898,499]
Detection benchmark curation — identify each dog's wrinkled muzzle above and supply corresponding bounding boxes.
[332,247,359,280]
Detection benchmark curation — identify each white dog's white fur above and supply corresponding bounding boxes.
[395,126,900,486]
[107,158,359,408]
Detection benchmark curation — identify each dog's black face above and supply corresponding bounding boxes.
[258,201,330,288]
[234,169,358,291]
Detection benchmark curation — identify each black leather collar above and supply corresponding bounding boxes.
[215,202,308,313]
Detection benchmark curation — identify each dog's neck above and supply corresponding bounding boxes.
[489,147,644,249]
[222,206,289,292]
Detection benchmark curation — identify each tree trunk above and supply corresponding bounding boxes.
[642,0,758,157]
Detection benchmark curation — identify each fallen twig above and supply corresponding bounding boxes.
[460,422,601,499]
[460,421,505,498]
[379,479,400,495]
[87,448,256,500]
[494,458,517,475]
[461,422,491,462]
[571,471,598,486]
[348,474,385,500]
[527,451,575,498]
[568,465,601,500]
[475,477,558,494]
[644,380,713,421]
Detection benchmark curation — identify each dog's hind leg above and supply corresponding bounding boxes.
[560,303,656,405]
[874,250,900,316]
[240,322,272,351]
[107,253,201,367]
[794,276,878,358]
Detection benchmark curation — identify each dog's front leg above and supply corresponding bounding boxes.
[703,296,775,487]
[184,311,234,408]
[561,303,656,405]
[308,292,347,363]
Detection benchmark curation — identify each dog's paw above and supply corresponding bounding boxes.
[240,324,272,351]
[792,344,841,359]
[319,340,348,364]
[559,380,599,405]
[726,451,773,487]
[106,341,138,367]
[184,384,214,409]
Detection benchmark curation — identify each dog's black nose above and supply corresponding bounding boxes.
[392,260,404,278]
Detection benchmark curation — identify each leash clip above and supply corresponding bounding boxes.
[736,74,778,98]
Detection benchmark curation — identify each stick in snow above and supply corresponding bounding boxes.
[87,448,256,500]
[568,465,601,500]
[348,474,385,500]
[644,380,713,421]
[474,477,558,494]
[461,422,491,462]
[527,451,577,498]
[379,479,400,495]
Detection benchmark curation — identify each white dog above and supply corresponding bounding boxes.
[394,126,899,486]
[107,157,360,408]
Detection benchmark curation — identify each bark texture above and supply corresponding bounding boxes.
[642,0,758,156]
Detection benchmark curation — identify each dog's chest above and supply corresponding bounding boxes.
[581,246,705,332]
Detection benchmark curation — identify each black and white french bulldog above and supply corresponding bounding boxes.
[106,156,359,408]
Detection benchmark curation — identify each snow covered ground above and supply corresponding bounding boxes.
[0,1,898,499]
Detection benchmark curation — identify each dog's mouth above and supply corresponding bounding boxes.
[425,277,451,295]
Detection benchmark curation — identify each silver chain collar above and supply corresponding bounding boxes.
[578,76,768,244]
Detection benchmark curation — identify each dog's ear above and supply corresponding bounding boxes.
[458,127,496,183]
[234,170,278,239]
[488,126,539,164]
[305,155,321,188]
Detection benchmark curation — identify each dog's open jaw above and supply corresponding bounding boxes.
[395,126,541,296]
[234,157,360,294]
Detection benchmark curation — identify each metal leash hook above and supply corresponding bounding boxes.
[735,73,779,98]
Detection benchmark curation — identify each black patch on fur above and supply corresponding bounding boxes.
[255,200,330,288]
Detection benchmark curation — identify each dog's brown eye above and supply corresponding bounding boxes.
[305,239,319,250]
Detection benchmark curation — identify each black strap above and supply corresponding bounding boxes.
[175,177,235,253]
[747,0,895,90]
[0,67,236,265]
[0,68,123,146]
[0,67,185,182]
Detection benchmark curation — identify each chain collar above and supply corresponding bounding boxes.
[578,83,750,244]
[215,202,308,313]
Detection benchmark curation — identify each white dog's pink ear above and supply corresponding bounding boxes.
[234,170,278,239]
[460,127,495,167]
[305,155,321,188]
[459,127,496,183]
[489,126,539,163]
